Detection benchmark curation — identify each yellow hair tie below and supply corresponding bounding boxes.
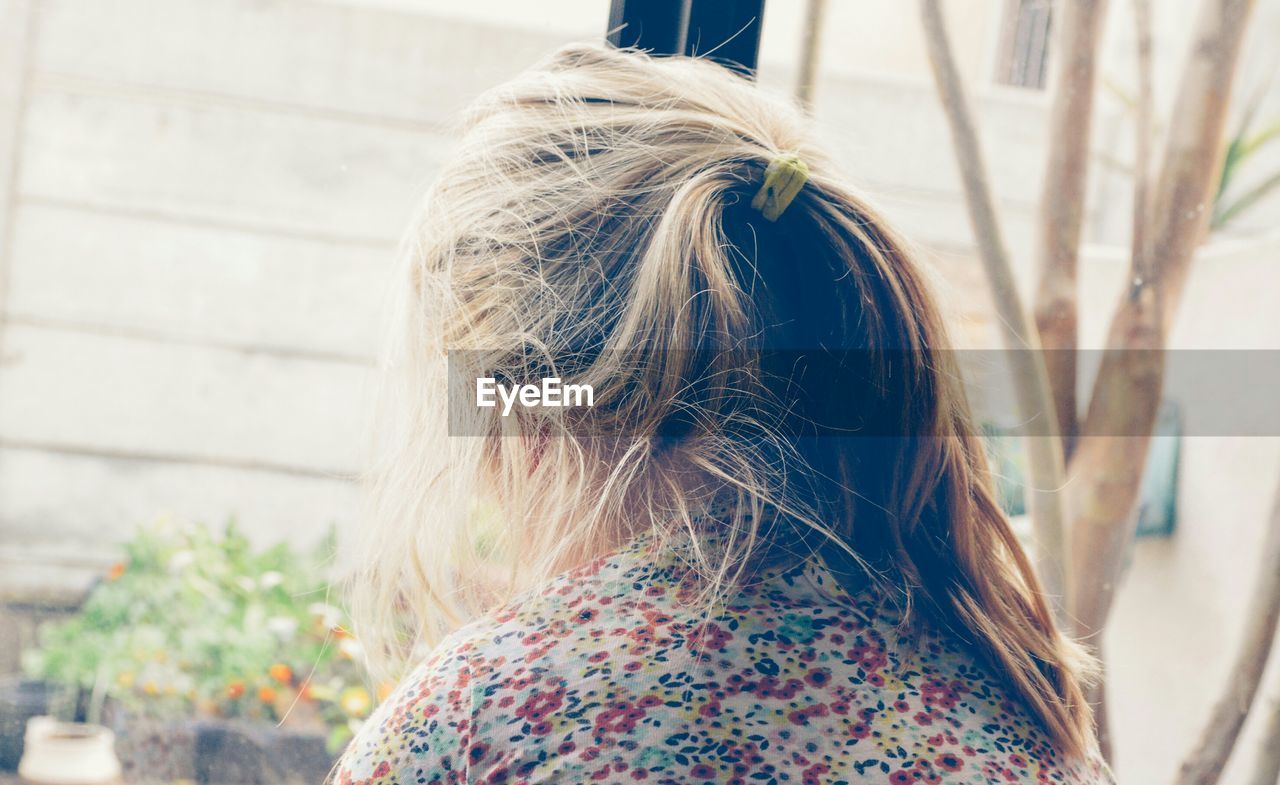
[751,154,809,221]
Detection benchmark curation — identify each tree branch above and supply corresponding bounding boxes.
[1131,0,1156,287]
[1148,0,1258,326]
[1067,2,1257,763]
[1246,682,1280,785]
[1033,0,1109,459]
[918,0,1070,612]
[1069,0,1258,638]
[795,0,828,111]
[1174,473,1280,785]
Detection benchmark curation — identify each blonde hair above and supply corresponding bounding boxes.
[351,44,1097,758]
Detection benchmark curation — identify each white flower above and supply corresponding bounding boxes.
[266,616,299,640]
[308,602,343,629]
[259,571,284,590]
[167,550,196,573]
[338,637,362,660]
[236,576,256,593]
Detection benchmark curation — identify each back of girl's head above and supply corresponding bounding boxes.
[355,44,1096,758]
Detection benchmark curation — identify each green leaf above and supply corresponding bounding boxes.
[1213,168,1280,229]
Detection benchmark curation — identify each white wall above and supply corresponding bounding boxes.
[0,0,1062,564]
[0,0,576,566]
[1074,235,1280,785]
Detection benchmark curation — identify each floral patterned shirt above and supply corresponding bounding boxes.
[335,533,1113,785]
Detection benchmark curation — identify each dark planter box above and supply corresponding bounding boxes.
[107,707,335,785]
[1,683,335,783]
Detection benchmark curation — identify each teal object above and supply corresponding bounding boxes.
[980,422,1027,518]
[982,400,1180,538]
[1134,402,1181,537]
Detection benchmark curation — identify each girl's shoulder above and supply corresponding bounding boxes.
[335,540,1114,784]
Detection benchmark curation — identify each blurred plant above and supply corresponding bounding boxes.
[1103,77,1280,232]
[1212,94,1280,229]
[22,519,383,754]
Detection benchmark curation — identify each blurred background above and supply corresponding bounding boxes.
[0,1,1277,783]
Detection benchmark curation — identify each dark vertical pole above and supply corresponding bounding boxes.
[684,0,765,76]
[606,0,692,55]
[606,0,765,77]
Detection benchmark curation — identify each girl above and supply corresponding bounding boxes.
[335,45,1111,785]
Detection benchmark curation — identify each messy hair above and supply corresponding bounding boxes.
[350,44,1097,758]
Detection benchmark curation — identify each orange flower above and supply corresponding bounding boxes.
[268,663,293,684]
[107,562,126,581]
[226,680,245,700]
[257,685,277,704]
[377,682,393,702]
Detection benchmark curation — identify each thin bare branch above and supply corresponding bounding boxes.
[1066,5,1156,758]
[1034,0,1110,459]
[1070,0,1258,639]
[1131,0,1156,283]
[1247,682,1280,785]
[795,0,828,111]
[1148,0,1258,325]
[1068,2,1257,764]
[1174,474,1280,785]
[918,0,1070,612]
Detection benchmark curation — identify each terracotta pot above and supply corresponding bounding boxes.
[17,717,122,785]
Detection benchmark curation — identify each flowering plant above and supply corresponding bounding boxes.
[23,520,384,752]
